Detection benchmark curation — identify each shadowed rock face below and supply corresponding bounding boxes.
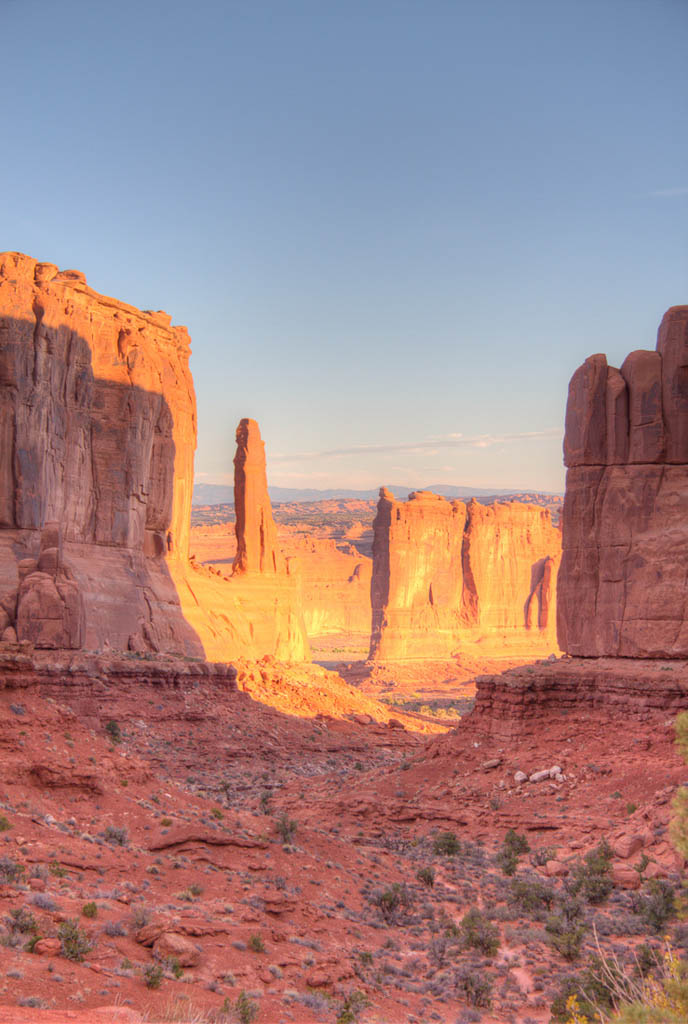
[558,305,688,657]
[0,253,311,663]
[369,489,561,659]
[0,251,201,655]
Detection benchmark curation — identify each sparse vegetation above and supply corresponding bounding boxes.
[234,990,259,1023]
[0,856,24,884]
[105,719,122,744]
[510,875,556,914]
[432,830,460,856]
[569,839,613,904]
[370,883,411,924]
[275,811,297,844]
[416,865,435,888]
[336,990,369,1023]
[103,825,128,846]
[633,880,676,934]
[456,966,493,1006]
[144,962,164,989]
[459,907,500,957]
[82,901,97,918]
[58,920,92,962]
[546,897,585,961]
[496,828,530,875]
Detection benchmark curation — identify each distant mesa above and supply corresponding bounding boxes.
[558,305,688,657]
[369,487,561,660]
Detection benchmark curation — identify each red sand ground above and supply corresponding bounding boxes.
[0,657,685,1024]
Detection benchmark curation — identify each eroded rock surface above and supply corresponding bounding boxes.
[233,418,282,575]
[0,251,200,656]
[0,253,308,662]
[558,305,688,656]
[369,488,561,659]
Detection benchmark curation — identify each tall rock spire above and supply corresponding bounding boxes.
[233,418,281,575]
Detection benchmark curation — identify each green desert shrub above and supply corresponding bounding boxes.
[416,866,435,888]
[58,920,92,962]
[459,907,499,957]
[370,883,411,924]
[143,962,163,989]
[432,831,460,856]
[569,839,613,904]
[496,828,530,875]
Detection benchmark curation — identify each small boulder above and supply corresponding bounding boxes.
[33,937,62,956]
[135,922,166,947]
[613,834,644,860]
[153,931,201,967]
[514,770,527,784]
[544,860,569,877]
[529,769,551,783]
[612,864,641,890]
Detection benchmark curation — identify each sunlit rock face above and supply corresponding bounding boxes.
[233,418,282,575]
[0,251,200,655]
[0,254,309,663]
[558,306,688,658]
[369,488,561,660]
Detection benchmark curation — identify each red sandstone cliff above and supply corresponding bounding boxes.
[369,488,560,660]
[0,253,308,662]
[558,306,688,657]
[0,251,200,655]
[370,489,467,659]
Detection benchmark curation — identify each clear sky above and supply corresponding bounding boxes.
[3,0,687,492]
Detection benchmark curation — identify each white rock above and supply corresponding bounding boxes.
[529,769,551,783]
[514,771,527,784]
[549,765,562,778]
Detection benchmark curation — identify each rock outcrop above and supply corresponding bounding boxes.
[558,305,688,657]
[179,419,309,662]
[369,488,561,659]
[233,418,282,575]
[0,251,200,656]
[0,253,308,662]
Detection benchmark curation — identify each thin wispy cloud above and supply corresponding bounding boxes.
[650,186,688,197]
[271,428,562,463]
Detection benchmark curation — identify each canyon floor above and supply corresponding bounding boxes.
[0,652,685,1024]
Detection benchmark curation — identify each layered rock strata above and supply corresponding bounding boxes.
[558,305,688,657]
[369,488,561,659]
[468,659,688,741]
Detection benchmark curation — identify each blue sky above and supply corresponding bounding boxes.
[3,0,687,492]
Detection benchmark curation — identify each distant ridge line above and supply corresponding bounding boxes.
[193,482,563,506]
